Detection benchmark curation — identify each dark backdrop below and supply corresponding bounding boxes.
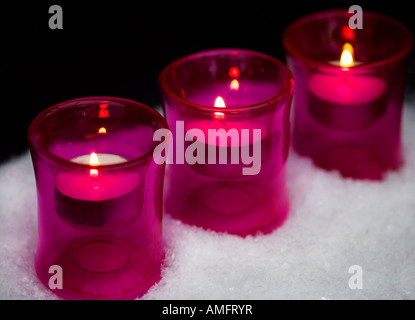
[2,1,414,163]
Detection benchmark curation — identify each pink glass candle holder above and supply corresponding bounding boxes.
[283,9,413,180]
[159,49,294,236]
[28,97,168,299]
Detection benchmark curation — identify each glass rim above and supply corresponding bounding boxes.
[28,96,169,171]
[282,9,413,70]
[158,48,294,113]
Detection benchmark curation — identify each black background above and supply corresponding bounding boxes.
[2,0,414,163]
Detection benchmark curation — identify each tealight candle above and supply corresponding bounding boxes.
[160,49,293,236]
[71,153,127,165]
[283,9,413,179]
[55,152,141,231]
[28,97,168,300]
[308,43,387,129]
[184,96,268,178]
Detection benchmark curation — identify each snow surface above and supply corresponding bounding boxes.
[1,104,415,300]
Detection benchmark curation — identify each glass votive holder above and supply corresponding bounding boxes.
[28,97,168,299]
[159,48,294,236]
[283,9,413,179]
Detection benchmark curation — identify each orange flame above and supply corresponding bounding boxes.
[89,152,99,178]
[214,96,226,108]
[98,127,107,134]
[230,79,239,91]
[213,96,226,121]
[340,43,354,68]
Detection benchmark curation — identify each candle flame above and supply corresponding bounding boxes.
[340,43,354,68]
[98,127,107,134]
[90,152,100,166]
[214,96,226,108]
[89,152,99,178]
[230,79,239,91]
[213,96,226,121]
